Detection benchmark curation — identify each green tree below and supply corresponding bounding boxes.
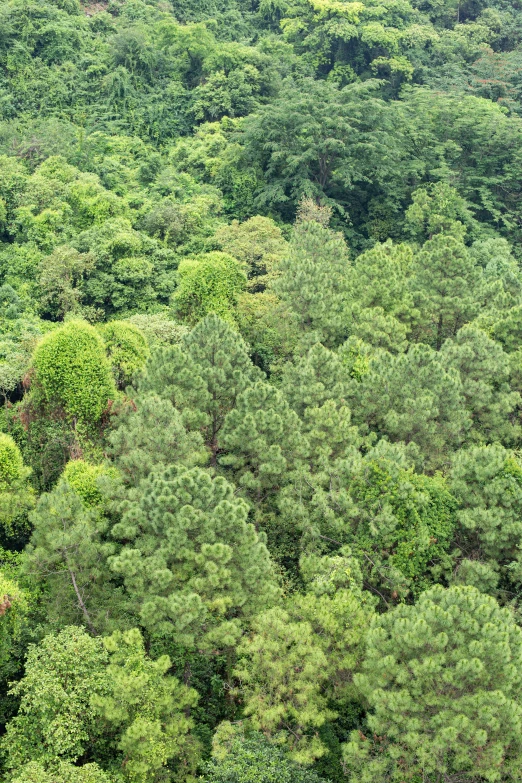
[346,453,457,598]
[240,78,399,226]
[409,234,483,349]
[2,626,110,771]
[29,320,116,424]
[138,315,261,463]
[0,572,29,729]
[398,89,522,247]
[279,0,422,86]
[449,444,522,593]
[61,459,115,509]
[0,572,26,672]
[109,466,280,651]
[271,220,351,346]
[0,433,34,545]
[37,245,95,321]
[92,628,199,783]
[404,182,476,244]
[172,252,246,326]
[76,219,177,319]
[236,289,299,376]
[10,761,112,783]
[343,585,522,783]
[99,321,149,390]
[287,443,457,600]
[2,626,198,783]
[213,216,288,292]
[204,728,326,783]
[440,324,521,445]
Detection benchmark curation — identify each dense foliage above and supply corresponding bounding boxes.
[2,0,522,779]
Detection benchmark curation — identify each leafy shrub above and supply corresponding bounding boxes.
[31,321,116,423]
[99,321,149,390]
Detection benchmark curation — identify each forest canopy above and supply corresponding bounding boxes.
[2,0,522,779]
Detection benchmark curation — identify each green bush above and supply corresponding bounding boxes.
[0,434,25,492]
[31,321,116,423]
[0,434,34,545]
[172,252,246,325]
[10,761,112,783]
[99,321,149,390]
[205,728,326,782]
[61,460,116,508]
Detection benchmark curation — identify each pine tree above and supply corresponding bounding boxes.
[276,345,363,554]
[450,444,522,592]
[471,238,522,311]
[235,606,334,765]
[351,342,470,469]
[291,550,374,706]
[440,324,521,445]
[343,585,522,783]
[138,315,262,463]
[271,221,352,346]
[137,344,210,432]
[280,343,352,420]
[349,240,414,320]
[492,303,522,353]
[109,466,280,651]
[23,476,123,635]
[303,399,362,471]
[109,393,205,486]
[219,380,309,506]
[235,552,372,764]
[349,307,409,354]
[409,234,483,350]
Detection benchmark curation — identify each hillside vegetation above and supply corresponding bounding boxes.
[2,0,522,780]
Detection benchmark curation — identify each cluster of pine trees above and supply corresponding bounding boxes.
[3,0,522,779]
